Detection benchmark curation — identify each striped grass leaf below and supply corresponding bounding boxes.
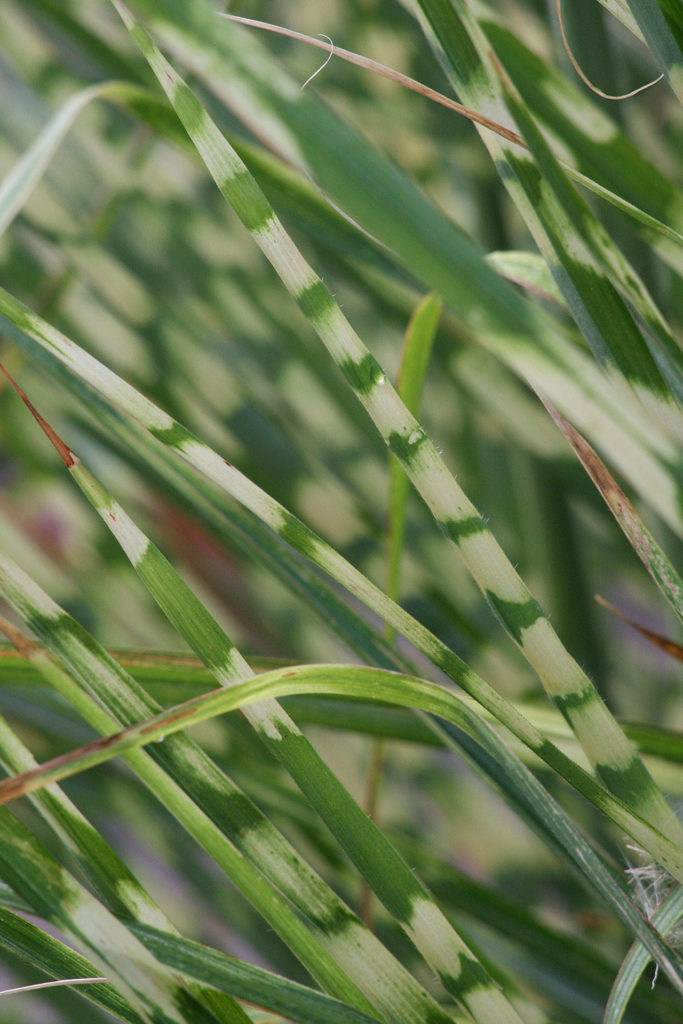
[125,926,389,1024]
[492,51,683,407]
[5,656,683,885]
[0,630,381,1023]
[108,0,683,849]
[59,376,682,786]
[6,253,683,921]
[0,562,450,1024]
[3,658,683,992]
[67,389,416,679]
[413,844,683,1024]
[0,897,386,1024]
[4,10,681,536]
[5,284,683,873]
[5,290,678,870]
[3,366,527,1024]
[413,0,682,411]
[2,866,679,1024]
[148,3,683,535]
[476,19,683,251]
[0,584,394,1022]
[0,296,560,765]
[283,695,683,794]
[388,293,441,614]
[0,907,141,1024]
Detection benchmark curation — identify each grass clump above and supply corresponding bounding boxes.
[0,2,681,1022]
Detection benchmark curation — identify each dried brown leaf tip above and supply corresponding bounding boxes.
[0,362,76,468]
[596,595,683,662]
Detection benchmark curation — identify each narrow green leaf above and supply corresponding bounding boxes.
[5,278,683,872]
[161,1,683,530]
[388,293,441,605]
[494,55,683,404]
[417,0,682,408]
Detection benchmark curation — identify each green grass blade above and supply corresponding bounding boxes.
[0,626,254,1024]
[3,645,682,776]
[7,7,681,538]
[6,275,683,871]
[388,293,441,607]
[414,846,682,1024]
[475,20,683,252]
[4,285,683,866]
[494,57,683,405]
[0,885,379,1024]
[150,1,683,532]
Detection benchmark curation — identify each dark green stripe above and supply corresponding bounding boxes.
[149,422,195,449]
[315,900,364,937]
[485,591,543,644]
[596,754,655,806]
[388,428,426,463]
[339,353,385,397]
[277,510,319,560]
[441,953,490,1000]
[224,166,273,234]
[552,685,597,717]
[297,279,336,323]
[443,515,487,544]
